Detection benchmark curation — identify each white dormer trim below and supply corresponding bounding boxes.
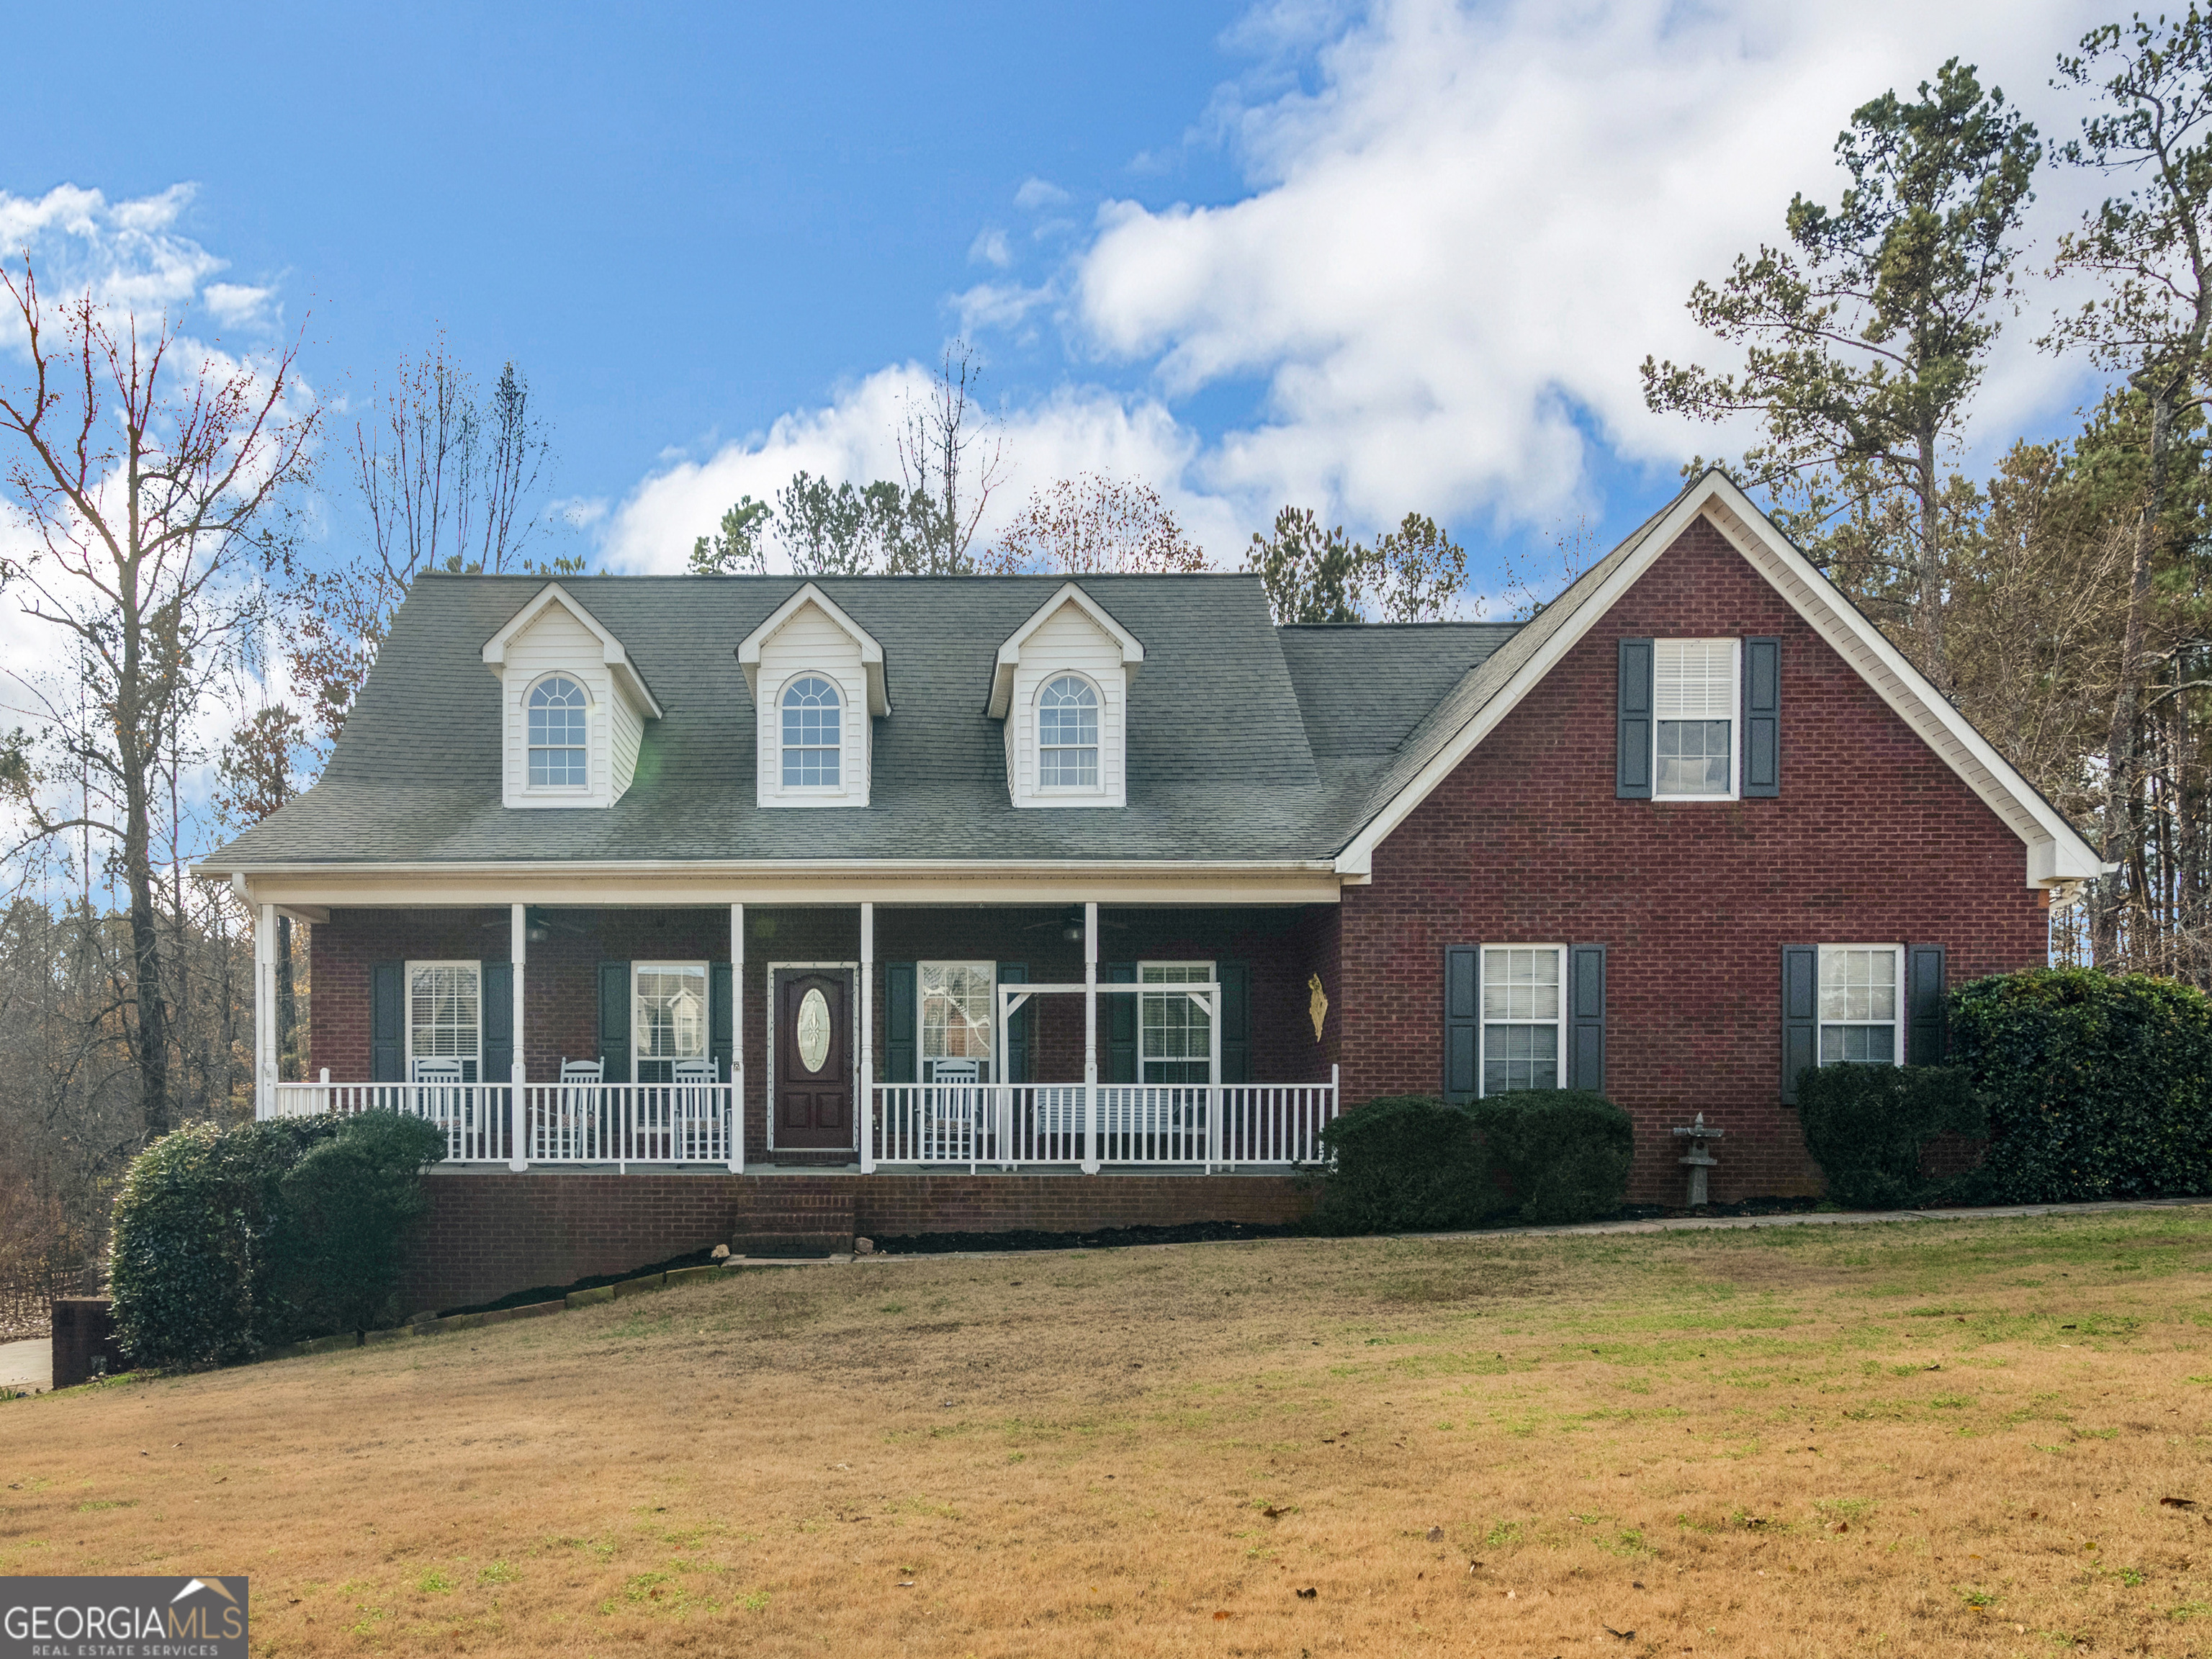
[739,583,884,808]
[987,583,1143,719]
[737,583,889,716]
[991,583,1141,809]
[482,583,658,811]
[482,582,662,718]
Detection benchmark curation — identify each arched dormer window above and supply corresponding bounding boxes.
[1038,674,1100,788]
[781,675,842,787]
[527,675,589,787]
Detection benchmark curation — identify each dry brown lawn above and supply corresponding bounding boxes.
[6,1209,2212,1657]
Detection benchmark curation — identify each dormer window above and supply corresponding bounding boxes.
[781,675,842,788]
[1038,675,1100,788]
[528,675,590,787]
[482,583,662,811]
[988,583,1143,809]
[737,583,888,809]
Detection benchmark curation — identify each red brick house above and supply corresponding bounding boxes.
[197,472,2098,1305]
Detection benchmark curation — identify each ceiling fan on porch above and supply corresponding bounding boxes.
[476,907,598,944]
[1022,906,1132,943]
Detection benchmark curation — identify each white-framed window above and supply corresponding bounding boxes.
[1038,674,1100,789]
[634,961,708,1084]
[1818,944,1903,1066]
[407,961,481,1083]
[527,674,590,788]
[1480,945,1565,1095]
[1141,960,1214,1084]
[919,961,996,1082]
[1654,639,1739,800]
[781,675,842,788]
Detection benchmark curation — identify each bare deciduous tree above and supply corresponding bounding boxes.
[0,263,318,1142]
[894,340,1007,575]
[986,475,1204,575]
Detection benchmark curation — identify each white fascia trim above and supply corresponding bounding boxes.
[736,583,889,715]
[198,855,1342,881]
[1334,472,2104,889]
[480,582,664,718]
[986,582,1146,719]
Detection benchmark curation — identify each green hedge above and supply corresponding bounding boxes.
[109,1111,444,1370]
[1796,1064,1986,1209]
[1313,1090,1636,1233]
[1469,1090,1637,1226]
[1950,967,2212,1202]
[1313,1095,1505,1233]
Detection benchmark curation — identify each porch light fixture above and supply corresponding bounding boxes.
[1060,906,1084,943]
[525,907,551,944]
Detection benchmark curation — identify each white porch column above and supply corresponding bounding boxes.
[729,904,745,1174]
[508,904,528,1171]
[253,902,276,1120]
[1082,901,1100,1175]
[858,902,875,1174]
[1206,983,1223,1173]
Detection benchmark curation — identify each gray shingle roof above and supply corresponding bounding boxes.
[214,549,1754,868]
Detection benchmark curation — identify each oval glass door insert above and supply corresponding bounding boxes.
[796,987,832,1073]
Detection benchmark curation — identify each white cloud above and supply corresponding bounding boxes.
[967,227,1013,268]
[598,364,1242,572]
[601,0,2113,570]
[1066,0,2109,532]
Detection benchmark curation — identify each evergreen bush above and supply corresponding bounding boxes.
[109,1110,443,1370]
[1313,1095,1506,1233]
[1794,1064,1985,1209]
[1951,967,2212,1202]
[1469,1089,1637,1225]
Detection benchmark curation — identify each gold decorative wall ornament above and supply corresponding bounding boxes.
[1307,973,1328,1041]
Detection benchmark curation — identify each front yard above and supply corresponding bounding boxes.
[6,1210,2212,1656]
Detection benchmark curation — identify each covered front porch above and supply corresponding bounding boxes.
[259,899,1341,1175]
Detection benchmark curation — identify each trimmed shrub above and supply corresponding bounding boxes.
[1470,1090,1636,1225]
[267,1112,447,1339]
[1951,967,2212,1202]
[1795,1064,1985,1209]
[1313,1095,1506,1233]
[108,1119,328,1370]
[109,1111,442,1370]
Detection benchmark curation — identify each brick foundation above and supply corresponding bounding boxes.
[402,1170,1319,1312]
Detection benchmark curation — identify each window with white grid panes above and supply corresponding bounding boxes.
[1654,639,1737,799]
[1038,675,1100,788]
[920,962,995,1082]
[1141,961,1214,1084]
[633,963,707,1084]
[407,961,480,1082]
[1480,946,1564,1094]
[780,675,842,787]
[526,675,589,788]
[1817,945,1902,1065]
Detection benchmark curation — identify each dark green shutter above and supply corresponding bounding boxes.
[1781,945,1817,1104]
[1443,946,1478,1103]
[998,962,1028,1084]
[1617,638,1654,799]
[371,961,404,1082]
[1568,944,1606,1094]
[886,962,917,1082]
[1219,961,1249,1084]
[1906,945,1947,1066]
[481,961,512,1086]
[598,961,631,1083]
[710,961,734,1083]
[1107,962,1138,1084]
[1743,636,1780,797]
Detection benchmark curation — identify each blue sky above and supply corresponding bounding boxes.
[1,0,2119,606]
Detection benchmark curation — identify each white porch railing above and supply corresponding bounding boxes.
[270,1081,741,1169]
[866,1070,1339,1171]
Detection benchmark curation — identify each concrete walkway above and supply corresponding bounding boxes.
[0,1336,50,1392]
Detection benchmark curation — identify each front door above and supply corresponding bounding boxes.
[775,968,852,1150]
